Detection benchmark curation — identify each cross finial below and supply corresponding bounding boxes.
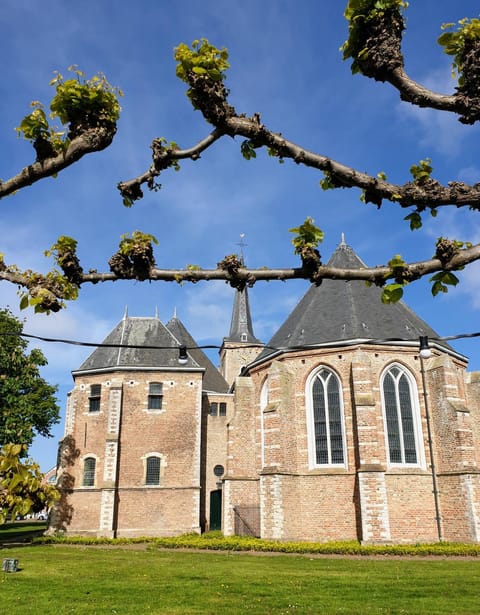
[236,233,247,265]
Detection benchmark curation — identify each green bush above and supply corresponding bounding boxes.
[34,531,480,557]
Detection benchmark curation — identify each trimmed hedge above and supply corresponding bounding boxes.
[34,531,480,557]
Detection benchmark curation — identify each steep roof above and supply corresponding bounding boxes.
[74,313,229,393]
[166,316,229,393]
[224,288,261,344]
[72,315,193,371]
[253,240,460,365]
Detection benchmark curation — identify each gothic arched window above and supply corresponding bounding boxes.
[308,368,346,467]
[381,364,423,466]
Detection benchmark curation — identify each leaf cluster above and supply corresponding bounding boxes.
[175,39,229,85]
[0,309,59,446]
[289,217,324,255]
[0,443,59,524]
[341,0,408,74]
[380,254,408,304]
[438,18,480,84]
[118,231,158,256]
[409,157,433,183]
[16,66,122,155]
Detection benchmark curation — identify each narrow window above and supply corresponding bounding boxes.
[311,368,345,466]
[89,384,101,412]
[219,402,227,416]
[382,365,421,465]
[210,402,218,416]
[83,457,96,487]
[148,382,163,410]
[145,456,161,485]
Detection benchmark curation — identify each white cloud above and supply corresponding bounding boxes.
[397,66,473,156]
[458,261,480,310]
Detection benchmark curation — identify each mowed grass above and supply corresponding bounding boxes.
[1,545,479,614]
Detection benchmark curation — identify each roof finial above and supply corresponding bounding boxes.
[237,233,247,266]
[340,232,346,246]
[123,305,128,320]
[155,305,159,319]
[173,306,177,319]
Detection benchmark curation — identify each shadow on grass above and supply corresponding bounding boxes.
[0,522,48,549]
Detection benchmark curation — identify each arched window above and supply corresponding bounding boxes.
[381,364,423,466]
[308,368,346,467]
[145,455,161,486]
[83,457,96,487]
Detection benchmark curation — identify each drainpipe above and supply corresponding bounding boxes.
[419,337,443,542]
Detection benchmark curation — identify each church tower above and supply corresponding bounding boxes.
[219,287,263,387]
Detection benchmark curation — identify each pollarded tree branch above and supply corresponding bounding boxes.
[2,242,480,312]
[119,111,480,211]
[342,2,480,124]
[0,126,116,199]
[117,127,225,205]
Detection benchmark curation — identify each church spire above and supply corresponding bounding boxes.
[226,287,260,343]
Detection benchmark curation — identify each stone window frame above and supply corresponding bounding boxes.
[380,362,426,469]
[305,365,348,470]
[210,401,227,416]
[81,454,98,487]
[88,384,101,413]
[147,382,164,412]
[141,452,166,486]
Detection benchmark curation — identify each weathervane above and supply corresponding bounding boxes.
[236,233,247,265]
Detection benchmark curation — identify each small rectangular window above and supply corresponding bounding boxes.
[89,384,101,412]
[145,456,161,485]
[219,402,227,416]
[148,382,163,410]
[210,402,218,416]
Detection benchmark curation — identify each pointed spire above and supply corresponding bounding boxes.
[226,287,260,343]
[173,306,177,319]
[155,305,159,319]
[123,305,128,320]
[340,232,346,246]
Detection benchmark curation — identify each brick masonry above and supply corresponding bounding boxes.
[54,340,480,543]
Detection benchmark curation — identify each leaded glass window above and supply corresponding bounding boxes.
[89,384,101,412]
[83,457,96,487]
[145,456,161,485]
[148,382,163,410]
[311,369,345,465]
[382,365,421,465]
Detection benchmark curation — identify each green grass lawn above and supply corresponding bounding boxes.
[1,544,479,614]
[0,521,47,544]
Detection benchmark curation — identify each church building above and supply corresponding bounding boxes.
[53,240,480,543]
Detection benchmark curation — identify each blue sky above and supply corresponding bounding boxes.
[1,0,480,470]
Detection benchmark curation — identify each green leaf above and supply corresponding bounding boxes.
[381,284,404,304]
[19,294,29,310]
[404,212,422,230]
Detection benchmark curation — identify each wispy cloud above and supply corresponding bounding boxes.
[397,66,473,156]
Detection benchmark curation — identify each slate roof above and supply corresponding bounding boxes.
[224,288,261,344]
[252,240,460,365]
[74,315,229,393]
[166,316,229,393]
